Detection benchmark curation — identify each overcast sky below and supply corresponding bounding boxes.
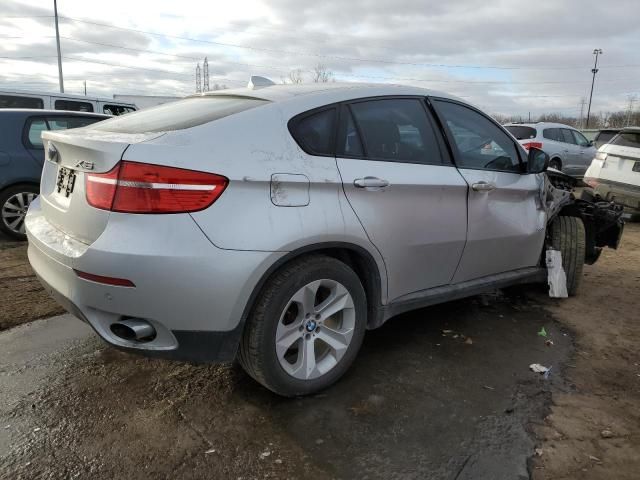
[1,0,638,117]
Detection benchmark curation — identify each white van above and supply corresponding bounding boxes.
[0,89,136,116]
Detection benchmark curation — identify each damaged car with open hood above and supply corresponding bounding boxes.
[25,80,624,396]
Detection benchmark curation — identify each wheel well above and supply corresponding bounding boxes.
[241,244,384,330]
[0,182,40,196]
[549,157,562,167]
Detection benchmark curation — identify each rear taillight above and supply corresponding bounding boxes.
[85,161,228,213]
[522,141,543,150]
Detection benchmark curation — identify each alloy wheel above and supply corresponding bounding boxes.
[275,279,355,380]
[1,192,36,235]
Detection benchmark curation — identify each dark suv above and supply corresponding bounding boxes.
[0,109,108,239]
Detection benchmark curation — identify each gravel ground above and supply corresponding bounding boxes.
[0,224,638,479]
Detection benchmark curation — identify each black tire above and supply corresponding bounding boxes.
[0,184,39,241]
[549,216,586,296]
[629,213,640,223]
[239,255,367,396]
[549,158,562,171]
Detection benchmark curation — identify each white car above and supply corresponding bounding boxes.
[584,127,640,220]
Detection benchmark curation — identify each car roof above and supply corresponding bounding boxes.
[0,109,110,117]
[197,82,462,104]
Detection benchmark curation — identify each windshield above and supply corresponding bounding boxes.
[92,96,268,133]
[505,125,536,140]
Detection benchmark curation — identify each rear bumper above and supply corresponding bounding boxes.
[591,178,640,212]
[26,198,284,362]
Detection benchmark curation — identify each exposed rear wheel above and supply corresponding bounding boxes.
[549,216,586,296]
[0,184,39,241]
[239,255,367,396]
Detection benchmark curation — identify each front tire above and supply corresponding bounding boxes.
[0,184,39,241]
[239,255,367,396]
[549,216,585,296]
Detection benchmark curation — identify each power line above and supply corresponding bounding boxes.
[57,15,639,71]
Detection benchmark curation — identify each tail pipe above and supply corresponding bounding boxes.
[110,319,156,342]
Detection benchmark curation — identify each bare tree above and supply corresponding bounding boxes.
[312,64,334,83]
[288,69,304,84]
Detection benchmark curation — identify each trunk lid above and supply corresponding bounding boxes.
[40,128,164,244]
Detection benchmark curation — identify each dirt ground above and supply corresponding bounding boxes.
[0,224,639,479]
[531,221,640,479]
[0,238,64,331]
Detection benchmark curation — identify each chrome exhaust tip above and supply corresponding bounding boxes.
[110,319,156,342]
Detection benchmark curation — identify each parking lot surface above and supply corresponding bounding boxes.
[1,224,639,480]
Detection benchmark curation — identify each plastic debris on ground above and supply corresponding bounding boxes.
[530,363,550,374]
[545,339,554,347]
[538,327,548,337]
[546,250,568,298]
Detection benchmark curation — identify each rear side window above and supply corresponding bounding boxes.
[102,104,136,116]
[54,99,94,112]
[543,128,561,141]
[505,125,536,140]
[26,119,47,148]
[0,94,43,109]
[349,98,442,164]
[92,96,267,133]
[612,131,640,148]
[289,108,337,156]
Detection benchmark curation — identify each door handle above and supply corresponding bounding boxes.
[471,181,496,192]
[354,177,390,188]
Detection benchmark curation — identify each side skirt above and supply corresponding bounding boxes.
[375,267,546,327]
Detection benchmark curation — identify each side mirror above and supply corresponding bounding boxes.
[588,140,595,147]
[527,146,549,173]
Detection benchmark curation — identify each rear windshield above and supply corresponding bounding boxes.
[92,96,268,133]
[611,131,640,149]
[596,131,617,143]
[504,125,536,140]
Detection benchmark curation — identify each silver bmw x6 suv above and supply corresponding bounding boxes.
[26,81,623,396]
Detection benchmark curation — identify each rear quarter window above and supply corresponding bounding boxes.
[505,125,537,140]
[289,108,337,156]
[92,96,268,133]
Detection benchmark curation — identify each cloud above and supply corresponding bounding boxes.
[1,0,638,116]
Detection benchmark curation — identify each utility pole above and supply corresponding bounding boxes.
[83,80,86,96]
[203,57,210,92]
[196,63,201,93]
[53,0,64,93]
[578,97,587,129]
[626,94,637,127]
[586,49,602,129]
